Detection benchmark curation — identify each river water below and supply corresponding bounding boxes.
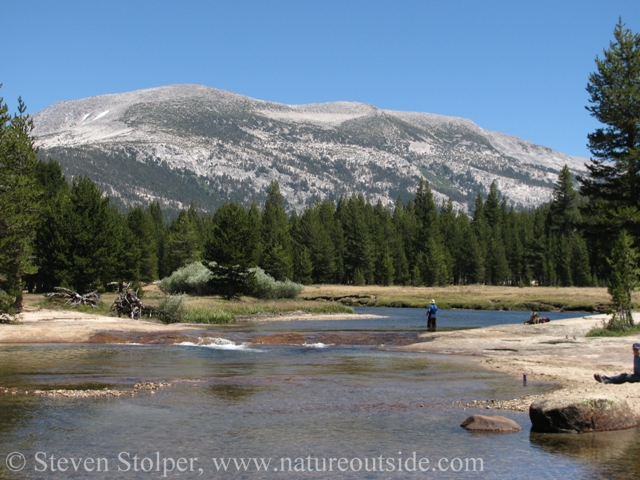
[0,308,637,479]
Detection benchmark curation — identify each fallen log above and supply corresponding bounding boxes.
[44,287,101,308]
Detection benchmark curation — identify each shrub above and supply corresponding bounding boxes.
[158,262,213,295]
[157,262,303,300]
[252,267,303,299]
[154,295,187,324]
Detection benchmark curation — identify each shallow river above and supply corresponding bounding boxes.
[0,308,638,479]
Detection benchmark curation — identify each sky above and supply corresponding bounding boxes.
[1,1,639,158]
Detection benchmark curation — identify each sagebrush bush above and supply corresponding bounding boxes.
[252,267,303,299]
[158,262,302,299]
[158,262,213,295]
[154,294,188,324]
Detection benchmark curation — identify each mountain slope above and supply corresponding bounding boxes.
[32,84,587,213]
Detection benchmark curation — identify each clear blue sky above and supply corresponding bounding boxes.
[2,1,639,158]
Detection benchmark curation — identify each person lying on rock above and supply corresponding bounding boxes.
[594,343,640,384]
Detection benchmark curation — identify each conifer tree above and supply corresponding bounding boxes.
[127,207,158,282]
[390,198,410,285]
[203,202,257,298]
[317,200,344,283]
[338,194,373,284]
[260,181,293,280]
[147,202,168,278]
[0,93,42,312]
[205,202,252,267]
[247,203,263,266]
[580,20,640,241]
[570,236,593,286]
[371,200,396,285]
[31,160,71,292]
[165,210,202,275]
[455,212,484,284]
[606,230,639,330]
[66,177,123,292]
[550,165,580,236]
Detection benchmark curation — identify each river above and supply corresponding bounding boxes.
[0,308,637,479]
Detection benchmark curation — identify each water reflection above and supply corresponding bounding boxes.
[531,427,640,479]
[530,428,637,461]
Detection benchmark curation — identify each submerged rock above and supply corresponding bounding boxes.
[460,414,522,432]
[529,394,638,433]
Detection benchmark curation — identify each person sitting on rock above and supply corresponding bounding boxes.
[594,343,640,384]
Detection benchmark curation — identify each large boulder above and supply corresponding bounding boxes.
[529,394,638,433]
[460,414,522,433]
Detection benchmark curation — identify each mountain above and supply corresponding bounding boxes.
[32,84,587,213]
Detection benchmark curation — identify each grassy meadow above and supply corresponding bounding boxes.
[300,284,635,312]
[23,284,636,323]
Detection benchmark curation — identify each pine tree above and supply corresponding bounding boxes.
[570,236,593,286]
[127,206,158,282]
[580,20,640,238]
[471,192,489,283]
[338,194,373,284]
[31,160,71,292]
[0,93,42,312]
[484,182,501,229]
[550,165,580,236]
[205,202,252,267]
[165,210,202,275]
[455,212,484,284]
[371,201,396,286]
[390,197,410,285]
[203,202,257,298]
[317,200,344,283]
[147,202,168,278]
[66,177,123,292]
[606,230,639,330]
[260,181,293,280]
[295,204,335,284]
[247,203,263,266]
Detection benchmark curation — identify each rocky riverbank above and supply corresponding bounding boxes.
[400,313,640,417]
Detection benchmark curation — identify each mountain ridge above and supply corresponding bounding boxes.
[31,84,587,213]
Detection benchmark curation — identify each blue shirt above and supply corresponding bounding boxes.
[427,304,438,317]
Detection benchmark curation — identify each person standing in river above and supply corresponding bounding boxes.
[594,343,640,384]
[427,299,438,332]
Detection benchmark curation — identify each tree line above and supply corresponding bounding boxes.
[24,162,597,294]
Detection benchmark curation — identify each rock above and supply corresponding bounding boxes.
[529,394,638,433]
[460,414,522,433]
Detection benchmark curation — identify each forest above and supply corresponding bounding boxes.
[23,161,601,294]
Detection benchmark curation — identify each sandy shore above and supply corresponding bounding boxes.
[399,313,640,416]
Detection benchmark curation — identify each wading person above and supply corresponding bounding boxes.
[427,299,438,332]
[594,343,640,384]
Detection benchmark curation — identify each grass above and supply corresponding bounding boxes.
[300,284,636,312]
[182,307,235,324]
[24,283,631,324]
[586,324,640,337]
[24,287,353,324]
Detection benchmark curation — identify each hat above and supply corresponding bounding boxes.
[430,299,435,304]
[633,343,640,350]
